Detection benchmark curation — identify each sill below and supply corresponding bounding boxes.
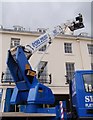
[64,53,74,56]
[88,54,93,57]
[37,51,49,54]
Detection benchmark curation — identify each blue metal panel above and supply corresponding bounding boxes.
[7,50,29,90]
[37,107,56,113]
[27,83,55,104]
[7,46,55,112]
[4,88,13,112]
[72,70,93,118]
[25,104,38,113]
[16,47,38,88]
[10,87,20,104]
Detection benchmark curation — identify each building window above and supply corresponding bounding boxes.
[10,38,20,48]
[87,44,93,55]
[64,43,72,53]
[83,74,93,92]
[37,61,48,83]
[65,62,75,81]
[2,67,14,83]
[39,29,42,32]
[38,45,47,52]
[91,63,93,70]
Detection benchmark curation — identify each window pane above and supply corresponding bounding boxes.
[10,38,20,48]
[64,43,72,53]
[3,67,14,82]
[91,63,93,70]
[37,61,48,83]
[0,89,3,109]
[87,44,93,54]
[83,74,93,92]
[39,45,47,52]
[66,62,75,80]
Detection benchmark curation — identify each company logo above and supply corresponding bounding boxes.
[85,96,93,108]
[85,96,93,102]
[53,29,59,37]
[32,34,48,49]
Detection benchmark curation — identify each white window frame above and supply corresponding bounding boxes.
[87,44,93,55]
[10,38,20,48]
[38,44,47,52]
[37,61,48,83]
[64,43,72,53]
[65,62,75,80]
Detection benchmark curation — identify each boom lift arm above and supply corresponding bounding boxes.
[6,14,84,113]
[24,13,84,57]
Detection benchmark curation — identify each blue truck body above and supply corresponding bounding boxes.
[71,70,93,118]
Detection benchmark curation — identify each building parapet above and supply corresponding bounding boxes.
[0,26,92,41]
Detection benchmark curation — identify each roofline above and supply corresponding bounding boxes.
[0,28,92,41]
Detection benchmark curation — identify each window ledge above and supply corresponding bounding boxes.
[64,53,74,56]
[37,51,49,54]
[88,54,93,57]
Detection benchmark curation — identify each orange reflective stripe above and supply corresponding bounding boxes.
[25,64,30,70]
[27,70,36,77]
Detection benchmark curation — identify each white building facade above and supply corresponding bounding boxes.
[0,28,93,97]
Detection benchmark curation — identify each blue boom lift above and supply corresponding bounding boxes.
[0,14,93,119]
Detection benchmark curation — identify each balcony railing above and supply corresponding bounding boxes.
[1,71,52,84]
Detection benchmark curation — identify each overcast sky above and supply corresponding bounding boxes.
[0,1,92,35]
